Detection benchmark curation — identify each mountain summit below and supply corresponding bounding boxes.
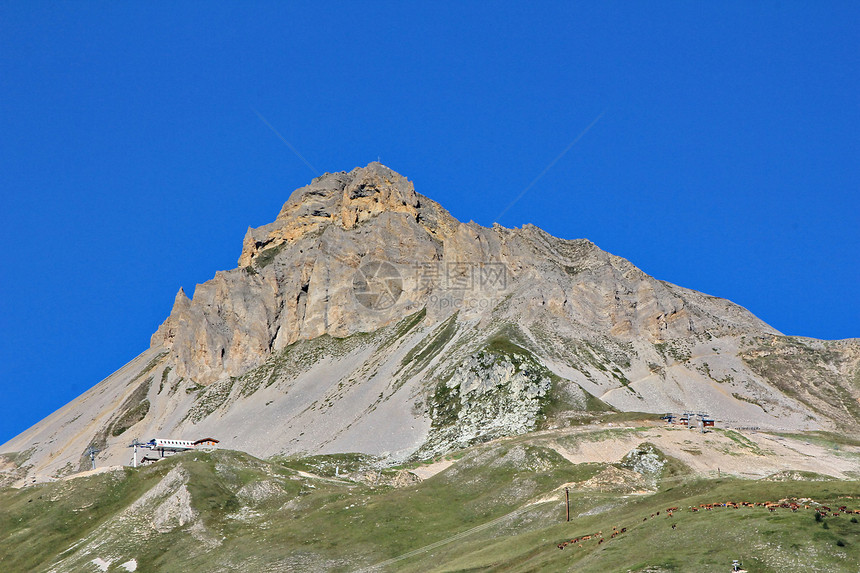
[3,164,859,484]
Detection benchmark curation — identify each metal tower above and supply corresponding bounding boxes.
[85,445,101,470]
[128,438,144,468]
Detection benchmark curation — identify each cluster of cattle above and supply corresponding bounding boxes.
[556,498,858,552]
[686,500,860,517]
[556,525,628,550]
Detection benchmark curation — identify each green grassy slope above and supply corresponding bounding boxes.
[0,431,857,572]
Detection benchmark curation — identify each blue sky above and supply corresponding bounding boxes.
[1,2,858,444]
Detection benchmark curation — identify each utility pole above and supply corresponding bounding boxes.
[565,487,570,522]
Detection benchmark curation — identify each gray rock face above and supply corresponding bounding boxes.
[419,349,553,457]
[620,443,666,476]
[3,163,859,484]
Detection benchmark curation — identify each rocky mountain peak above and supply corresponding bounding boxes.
[5,164,860,492]
[280,162,418,223]
[238,163,426,267]
[149,163,788,387]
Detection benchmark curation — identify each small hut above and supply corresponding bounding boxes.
[193,437,220,450]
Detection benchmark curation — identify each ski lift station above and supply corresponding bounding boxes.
[129,437,220,466]
[661,412,715,431]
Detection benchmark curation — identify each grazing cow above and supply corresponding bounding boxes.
[621,528,627,533]
[672,523,677,530]
[598,538,604,545]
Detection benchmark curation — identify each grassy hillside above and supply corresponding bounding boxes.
[0,426,858,572]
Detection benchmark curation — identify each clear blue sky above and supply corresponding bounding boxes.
[1,2,858,444]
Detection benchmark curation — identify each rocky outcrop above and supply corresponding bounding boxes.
[420,348,553,457]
